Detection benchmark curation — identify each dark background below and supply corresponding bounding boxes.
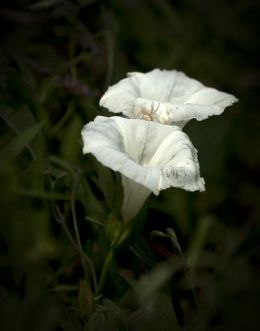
[0,1,259,330]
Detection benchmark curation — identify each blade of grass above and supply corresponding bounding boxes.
[53,202,97,291]
[0,121,43,168]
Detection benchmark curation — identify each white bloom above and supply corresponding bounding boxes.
[100,69,238,128]
[81,116,204,222]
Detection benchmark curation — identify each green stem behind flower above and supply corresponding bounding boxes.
[96,246,114,296]
[95,184,147,296]
[96,218,133,296]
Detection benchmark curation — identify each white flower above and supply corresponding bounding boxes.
[81,116,204,222]
[100,69,238,128]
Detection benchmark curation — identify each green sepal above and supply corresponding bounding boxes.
[105,213,122,246]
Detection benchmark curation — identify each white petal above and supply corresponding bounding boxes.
[121,175,151,223]
[82,116,204,221]
[100,69,238,127]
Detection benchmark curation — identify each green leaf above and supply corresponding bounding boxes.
[85,216,105,227]
[94,162,118,209]
[50,155,76,175]
[78,177,108,224]
[166,228,182,255]
[17,188,70,200]
[0,121,43,168]
[30,0,61,10]
[78,279,95,317]
[6,70,42,117]
[77,0,98,9]
[186,216,212,267]
[105,214,122,245]
[84,310,106,331]
[129,292,181,331]
[103,299,127,331]
[0,105,36,134]
[134,260,177,301]
[150,230,169,239]
[0,105,41,158]
[49,284,78,292]
[84,299,127,331]
[128,239,157,268]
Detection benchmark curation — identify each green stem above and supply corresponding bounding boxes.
[96,246,114,295]
[71,175,97,291]
[95,220,132,296]
[95,185,134,296]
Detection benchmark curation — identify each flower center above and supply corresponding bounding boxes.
[140,101,161,122]
[134,98,174,124]
[141,108,153,121]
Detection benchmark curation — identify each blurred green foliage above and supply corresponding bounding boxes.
[0,0,259,330]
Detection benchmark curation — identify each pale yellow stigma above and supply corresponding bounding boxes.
[142,111,153,121]
[141,106,154,121]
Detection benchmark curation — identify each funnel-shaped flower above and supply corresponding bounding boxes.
[100,69,238,128]
[82,116,204,222]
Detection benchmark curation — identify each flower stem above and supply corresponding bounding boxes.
[96,246,114,296]
[96,220,132,296]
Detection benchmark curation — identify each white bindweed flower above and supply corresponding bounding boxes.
[100,69,238,128]
[81,116,204,222]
